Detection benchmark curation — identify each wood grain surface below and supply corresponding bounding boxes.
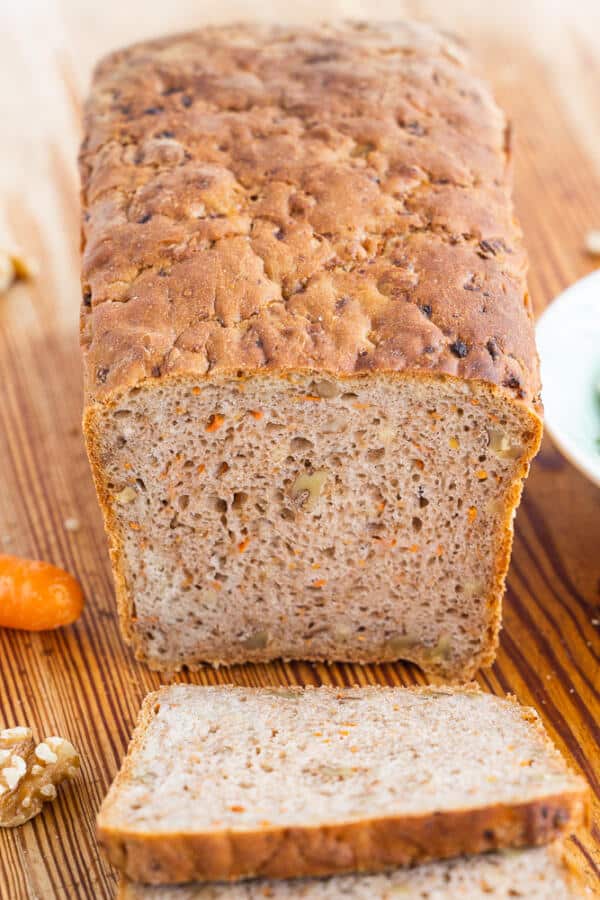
[1,1,599,897]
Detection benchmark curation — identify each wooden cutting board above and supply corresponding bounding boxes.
[1,1,598,897]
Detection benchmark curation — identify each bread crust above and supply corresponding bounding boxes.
[102,796,587,884]
[97,687,587,884]
[80,22,541,412]
[115,842,588,898]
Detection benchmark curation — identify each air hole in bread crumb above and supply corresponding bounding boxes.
[232,492,248,510]
[290,437,313,451]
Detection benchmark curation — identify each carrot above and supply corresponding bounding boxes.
[205,413,225,432]
[0,555,83,631]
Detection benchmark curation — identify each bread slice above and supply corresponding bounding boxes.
[118,845,585,899]
[97,685,587,884]
[81,22,543,682]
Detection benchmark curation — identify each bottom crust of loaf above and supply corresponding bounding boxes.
[84,371,542,680]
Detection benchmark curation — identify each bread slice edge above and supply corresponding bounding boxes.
[115,841,589,898]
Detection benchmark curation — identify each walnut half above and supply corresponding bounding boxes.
[0,726,80,827]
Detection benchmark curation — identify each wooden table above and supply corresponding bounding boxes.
[1,2,599,897]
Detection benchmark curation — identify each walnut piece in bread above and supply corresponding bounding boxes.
[0,726,80,827]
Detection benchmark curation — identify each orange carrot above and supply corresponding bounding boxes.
[0,555,83,631]
[205,413,225,432]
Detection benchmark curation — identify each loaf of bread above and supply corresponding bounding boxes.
[96,686,586,884]
[80,22,542,679]
[118,845,585,899]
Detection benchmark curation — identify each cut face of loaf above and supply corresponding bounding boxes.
[86,373,540,679]
[118,846,582,899]
[96,685,587,884]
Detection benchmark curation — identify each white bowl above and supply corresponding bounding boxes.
[536,269,600,487]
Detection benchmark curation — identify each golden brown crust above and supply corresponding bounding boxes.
[116,846,589,898]
[101,795,588,884]
[83,402,133,648]
[97,687,587,884]
[80,21,541,412]
[116,851,589,899]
